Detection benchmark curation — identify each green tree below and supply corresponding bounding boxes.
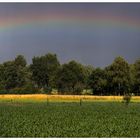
[89,68,107,95]
[57,61,85,94]
[0,64,5,90]
[3,61,20,89]
[14,55,26,67]
[129,64,136,94]
[82,65,94,89]
[14,55,30,88]
[134,59,140,94]
[44,53,60,88]
[0,55,30,92]
[105,56,130,95]
[30,53,60,91]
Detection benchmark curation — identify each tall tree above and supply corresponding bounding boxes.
[89,68,107,95]
[3,61,20,89]
[45,53,60,88]
[82,65,94,89]
[57,60,86,94]
[14,55,30,88]
[30,53,60,90]
[129,64,136,94]
[0,64,5,90]
[134,59,140,94]
[1,55,29,90]
[14,55,27,67]
[105,56,130,95]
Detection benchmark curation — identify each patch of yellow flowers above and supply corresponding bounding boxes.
[0,94,139,102]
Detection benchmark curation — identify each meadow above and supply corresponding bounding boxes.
[0,95,140,137]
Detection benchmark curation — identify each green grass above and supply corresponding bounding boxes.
[0,98,121,103]
[0,101,140,137]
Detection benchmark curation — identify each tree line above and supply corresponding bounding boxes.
[0,53,140,95]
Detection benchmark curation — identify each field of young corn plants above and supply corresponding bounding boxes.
[0,100,140,137]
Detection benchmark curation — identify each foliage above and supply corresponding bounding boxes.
[134,59,140,94]
[105,56,130,95]
[123,94,132,105]
[82,65,94,89]
[57,61,86,94]
[0,54,140,95]
[0,55,30,89]
[81,89,93,95]
[43,86,52,94]
[51,89,58,95]
[30,53,60,89]
[129,64,136,93]
[14,55,27,67]
[89,68,107,95]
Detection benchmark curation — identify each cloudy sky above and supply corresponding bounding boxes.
[0,3,140,67]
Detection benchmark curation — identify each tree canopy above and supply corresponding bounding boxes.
[105,56,131,95]
[0,54,139,95]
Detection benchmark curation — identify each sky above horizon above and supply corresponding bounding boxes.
[0,3,140,67]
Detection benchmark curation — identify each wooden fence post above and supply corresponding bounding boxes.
[47,98,49,105]
[80,98,82,106]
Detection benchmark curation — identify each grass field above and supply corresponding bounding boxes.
[0,96,140,137]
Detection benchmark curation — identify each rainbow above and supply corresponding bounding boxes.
[0,12,140,32]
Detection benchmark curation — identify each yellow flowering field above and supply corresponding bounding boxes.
[0,94,139,102]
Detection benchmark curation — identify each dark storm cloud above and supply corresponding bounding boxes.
[0,3,140,67]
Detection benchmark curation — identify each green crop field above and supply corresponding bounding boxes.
[0,101,140,137]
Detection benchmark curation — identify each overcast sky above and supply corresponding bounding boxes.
[0,3,140,67]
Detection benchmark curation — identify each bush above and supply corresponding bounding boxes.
[21,84,39,94]
[82,89,93,95]
[43,87,52,94]
[51,89,58,95]
[74,83,85,95]
[0,83,39,94]
[0,89,9,94]
[123,94,132,105]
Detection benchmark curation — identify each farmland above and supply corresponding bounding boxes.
[1,94,140,102]
[0,95,140,137]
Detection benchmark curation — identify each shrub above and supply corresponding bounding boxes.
[51,89,58,95]
[43,87,52,94]
[123,94,132,105]
[82,89,93,95]
[0,84,39,94]
[22,84,39,94]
